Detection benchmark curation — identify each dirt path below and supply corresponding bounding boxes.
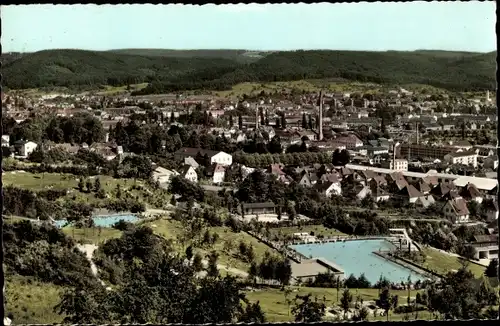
[76,244,106,286]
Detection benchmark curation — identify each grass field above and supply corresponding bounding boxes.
[95,82,148,95]
[2,171,153,206]
[5,275,65,324]
[61,226,123,244]
[146,218,277,271]
[418,247,486,278]
[212,80,450,99]
[245,286,428,322]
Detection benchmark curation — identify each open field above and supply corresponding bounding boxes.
[5,275,65,324]
[94,82,149,95]
[2,171,157,207]
[212,80,451,99]
[245,286,427,322]
[418,247,485,278]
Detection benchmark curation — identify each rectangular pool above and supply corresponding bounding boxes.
[290,239,425,284]
[54,214,139,228]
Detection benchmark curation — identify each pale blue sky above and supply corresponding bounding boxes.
[1,2,496,53]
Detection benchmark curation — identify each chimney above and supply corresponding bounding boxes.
[255,106,259,130]
[415,122,419,145]
[318,91,324,141]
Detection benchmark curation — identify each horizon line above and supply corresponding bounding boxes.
[4,47,497,54]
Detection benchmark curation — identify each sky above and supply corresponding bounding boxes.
[1,2,497,53]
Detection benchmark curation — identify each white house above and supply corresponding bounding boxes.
[442,197,470,224]
[181,165,198,183]
[211,151,233,166]
[210,164,226,184]
[174,148,232,167]
[315,181,342,198]
[444,150,478,168]
[1,135,10,147]
[20,141,38,157]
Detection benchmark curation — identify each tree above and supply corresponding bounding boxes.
[291,294,326,322]
[301,113,307,129]
[185,245,194,260]
[192,253,203,272]
[484,258,498,278]
[206,251,219,278]
[378,288,397,321]
[229,114,234,127]
[340,288,353,319]
[94,177,101,193]
[85,180,93,193]
[78,179,85,192]
[238,115,243,130]
[239,301,266,323]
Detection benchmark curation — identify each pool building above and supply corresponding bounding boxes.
[290,258,345,284]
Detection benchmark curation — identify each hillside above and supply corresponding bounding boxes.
[2,49,495,92]
[108,49,268,63]
[1,49,239,90]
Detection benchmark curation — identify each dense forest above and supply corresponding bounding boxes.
[2,49,496,92]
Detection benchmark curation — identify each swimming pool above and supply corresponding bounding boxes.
[290,239,426,284]
[54,214,140,228]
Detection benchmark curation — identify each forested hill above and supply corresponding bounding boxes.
[2,49,496,92]
[108,49,268,63]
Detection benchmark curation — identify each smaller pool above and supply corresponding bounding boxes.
[54,214,139,228]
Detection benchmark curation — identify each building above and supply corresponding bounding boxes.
[19,141,38,157]
[290,258,345,285]
[332,134,363,149]
[180,165,198,183]
[470,234,499,261]
[442,197,470,224]
[208,163,226,184]
[1,135,10,147]
[385,159,408,171]
[240,202,276,216]
[174,147,233,166]
[444,150,478,168]
[398,144,454,160]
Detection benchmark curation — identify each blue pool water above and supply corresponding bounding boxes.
[54,214,139,228]
[290,239,426,284]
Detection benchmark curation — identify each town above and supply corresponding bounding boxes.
[3,80,498,323]
[2,2,498,325]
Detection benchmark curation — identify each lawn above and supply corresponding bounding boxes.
[2,171,154,207]
[61,226,123,244]
[213,80,384,99]
[418,247,486,278]
[5,275,65,324]
[268,225,346,240]
[245,286,427,322]
[146,218,277,271]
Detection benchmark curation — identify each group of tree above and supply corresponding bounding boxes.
[248,251,292,286]
[60,225,267,324]
[234,151,332,168]
[3,113,104,145]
